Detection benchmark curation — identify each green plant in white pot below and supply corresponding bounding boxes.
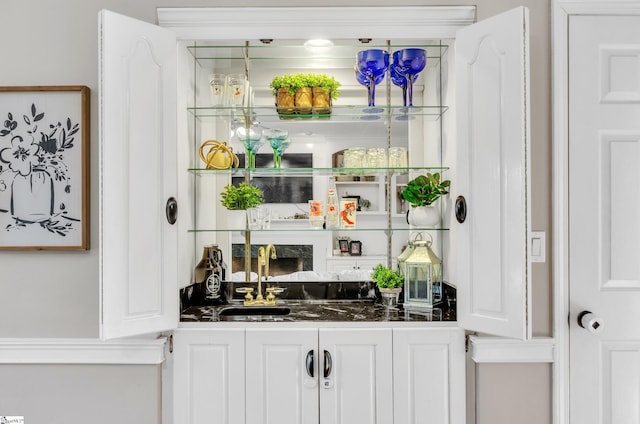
[401,172,450,227]
[372,263,404,308]
[220,182,263,229]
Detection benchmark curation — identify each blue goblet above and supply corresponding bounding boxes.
[356,49,389,111]
[263,128,289,168]
[235,125,264,169]
[354,66,384,108]
[392,48,426,107]
[390,62,418,108]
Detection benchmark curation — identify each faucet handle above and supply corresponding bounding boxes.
[237,287,254,304]
[265,287,276,303]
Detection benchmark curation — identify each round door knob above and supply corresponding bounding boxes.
[577,310,604,334]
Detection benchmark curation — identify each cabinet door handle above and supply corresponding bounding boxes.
[165,197,178,225]
[306,350,314,378]
[455,195,467,223]
[323,350,332,378]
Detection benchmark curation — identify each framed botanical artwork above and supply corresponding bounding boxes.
[0,86,90,250]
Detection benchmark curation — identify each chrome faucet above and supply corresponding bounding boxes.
[244,244,278,305]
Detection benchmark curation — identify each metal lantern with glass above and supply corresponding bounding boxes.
[403,238,443,309]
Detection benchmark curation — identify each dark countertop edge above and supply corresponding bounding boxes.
[177,320,459,329]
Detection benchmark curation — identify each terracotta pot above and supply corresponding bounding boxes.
[312,87,332,114]
[276,88,295,114]
[294,87,313,114]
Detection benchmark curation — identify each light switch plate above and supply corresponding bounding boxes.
[530,231,546,263]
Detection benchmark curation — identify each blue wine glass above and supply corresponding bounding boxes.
[263,128,290,168]
[389,62,418,108]
[235,125,264,168]
[392,48,426,107]
[354,66,384,108]
[356,49,389,111]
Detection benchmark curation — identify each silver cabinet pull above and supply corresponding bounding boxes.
[305,350,314,378]
[323,350,332,378]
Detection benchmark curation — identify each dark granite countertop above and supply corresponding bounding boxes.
[180,281,456,323]
[181,300,454,323]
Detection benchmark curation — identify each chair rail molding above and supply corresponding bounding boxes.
[469,336,554,363]
[0,337,167,364]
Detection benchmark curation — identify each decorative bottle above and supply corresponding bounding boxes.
[326,189,340,229]
[194,245,227,305]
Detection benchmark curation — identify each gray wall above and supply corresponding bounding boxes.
[0,0,551,423]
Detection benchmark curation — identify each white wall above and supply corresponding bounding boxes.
[0,0,551,423]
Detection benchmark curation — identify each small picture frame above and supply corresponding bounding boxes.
[349,240,362,256]
[339,239,350,254]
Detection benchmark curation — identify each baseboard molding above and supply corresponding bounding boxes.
[469,336,554,363]
[0,337,167,364]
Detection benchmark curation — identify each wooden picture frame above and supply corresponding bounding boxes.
[0,86,90,250]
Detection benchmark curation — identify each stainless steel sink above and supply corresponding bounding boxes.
[218,305,291,321]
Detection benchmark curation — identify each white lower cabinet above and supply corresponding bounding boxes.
[393,328,466,424]
[173,328,246,424]
[173,326,464,424]
[246,327,393,424]
[245,328,319,424]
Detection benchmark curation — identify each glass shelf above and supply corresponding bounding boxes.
[189,226,450,233]
[186,42,448,61]
[187,104,448,121]
[188,166,449,176]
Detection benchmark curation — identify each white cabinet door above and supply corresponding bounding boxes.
[455,6,532,340]
[173,328,245,424]
[319,328,393,424]
[245,328,319,424]
[393,328,466,424]
[326,257,387,273]
[99,9,179,339]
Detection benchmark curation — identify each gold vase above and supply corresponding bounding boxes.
[312,87,332,114]
[294,87,313,114]
[276,88,295,114]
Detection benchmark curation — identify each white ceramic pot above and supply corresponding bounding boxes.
[407,205,440,228]
[227,209,247,230]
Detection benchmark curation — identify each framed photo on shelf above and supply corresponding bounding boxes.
[0,86,90,250]
[349,240,362,256]
[338,238,350,254]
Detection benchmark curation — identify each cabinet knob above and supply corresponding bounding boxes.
[455,195,467,223]
[165,197,178,225]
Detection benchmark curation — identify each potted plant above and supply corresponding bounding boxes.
[371,263,404,308]
[220,181,263,210]
[270,73,309,114]
[270,73,341,115]
[401,172,451,227]
[307,73,341,114]
[220,182,264,229]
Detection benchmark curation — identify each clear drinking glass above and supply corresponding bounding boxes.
[388,147,408,168]
[208,73,227,106]
[227,73,246,107]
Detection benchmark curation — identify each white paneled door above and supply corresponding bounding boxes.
[569,15,640,424]
[99,10,178,339]
[456,6,531,340]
